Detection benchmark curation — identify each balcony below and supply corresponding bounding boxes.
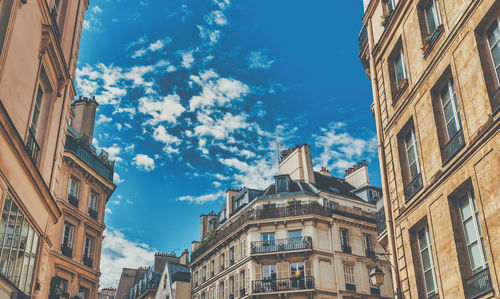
[345,283,356,292]
[25,128,40,165]
[240,288,246,297]
[191,204,331,261]
[252,277,314,294]
[404,173,423,200]
[61,244,72,258]
[358,23,368,52]
[88,207,98,220]
[376,209,386,235]
[82,255,93,268]
[250,237,312,255]
[341,244,352,254]
[365,249,376,259]
[464,268,493,299]
[67,194,79,208]
[422,24,444,57]
[370,287,380,296]
[442,129,465,163]
[64,134,114,181]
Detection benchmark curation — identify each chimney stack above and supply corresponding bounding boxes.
[278,144,315,184]
[70,96,99,140]
[319,167,331,176]
[344,160,369,188]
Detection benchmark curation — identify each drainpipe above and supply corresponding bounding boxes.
[366,20,401,298]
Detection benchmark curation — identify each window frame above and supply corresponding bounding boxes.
[83,234,94,259]
[62,223,75,249]
[343,264,355,285]
[89,190,99,211]
[68,176,80,198]
[486,17,500,86]
[423,0,441,35]
[404,128,421,182]
[393,49,408,91]
[417,226,438,297]
[439,78,462,142]
[340,228,350,247]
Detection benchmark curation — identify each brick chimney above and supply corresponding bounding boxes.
[279,144,315,184]
[179,249,189,265]
[200,211,218,240]
[319,167,331,176]
[344,160,370,188]
[70,96,99,140]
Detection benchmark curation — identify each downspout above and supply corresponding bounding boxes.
[49,0,82,190]
[366,20,401,298]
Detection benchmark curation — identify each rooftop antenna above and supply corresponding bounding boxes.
[275,141,283,171]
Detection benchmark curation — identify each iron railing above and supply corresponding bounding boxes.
[358,24,368,51]
[341,244,352,254]
[370,287,380,295]
[422,24,444,56]
[376,209,386,235]
[82,255,93,268]
[25,128,40,165]
[67,194,79,208]
[64,134,114,181]
[404,173,423,200]
[442,129,465,163]
[346,283,356,291]
[88,207,98,220]
[61,244,72,258]
[252,276,314,293]
[191,204,332,261]
[464,268,493,299]
[240,288,246,297]
[250,237,312,254]
[366,249,376,259]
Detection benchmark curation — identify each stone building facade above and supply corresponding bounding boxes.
[0,0,91,298]
[359,0,499,298]
[189,144,393,299]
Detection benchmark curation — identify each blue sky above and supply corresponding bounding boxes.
[76,0,376,287]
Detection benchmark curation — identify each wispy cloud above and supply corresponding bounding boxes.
[248,50,275,70]
[132,154,156,171]
[177,190,225,204]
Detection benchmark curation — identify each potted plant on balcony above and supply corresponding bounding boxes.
[380,12,391,27]
[278,282,288,291]
[421,34,431,53]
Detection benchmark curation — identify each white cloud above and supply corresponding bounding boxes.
[166,65,177,72]
[197,26,221,45]
[180,50,195,69]
[133,154,156,171]
[83,14,102,31]
[189,70,249,110]
[101,145,123,162]
[138,93,186,125]
[96,114,112,125]
[313,122,377,174]
[92,6,103,13]
[218,156,274,189]
[105,207,112,214]
[213,181,221,188]
[100,228,156,287]
[213,0,230,10]
[131,37,172,59]
[113,107,136,118]
[248,51,275,70]
[152,126,181,154]
[193,111,250,140]
[113,172,124,184]
[177,190,225,204]
[205,11,227,26]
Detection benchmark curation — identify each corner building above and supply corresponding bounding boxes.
[0,0,90,298]
[359,0,499,298]
[189,144,393,299]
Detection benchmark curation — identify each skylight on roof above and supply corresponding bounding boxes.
[329,186,340,193]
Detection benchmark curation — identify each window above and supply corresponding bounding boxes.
[386,0,396,12]
[30,84,44,136]
[364,234,374,257]
[343,264,356,291]
[400,124,423,199]
[240,239,246,259]
[340,229,351,253]
[219,281,224,299]
[290,262,305,289]
[88,191,99,220]
[288,230,302,240]
[83,235,94,267]
[417,226,438,297]
[262,264,277,280]
[487,18,500,85]
[261,232,275,246]
[78,286,89,299]
[458,191,488,274]
[437,78,465,161]
[68,177,80,198]
[194,272,198,287]
[276,176,288,192]
[240,270,246,290]
[229,246,234,265]
[29,68,52,148]
[229,276,234,295]
[201,292,205,299]
[0,194,40,295]
[220,253,225,271]
[393,49,408,96]
[210,260,215,277]
[202,266,207,282]
[61,223,75,257]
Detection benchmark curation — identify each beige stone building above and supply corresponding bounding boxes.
[0,0,92,298]
[98,287,117,299]
[47,97,116,298]
[359,0,499,298]
[189,144,393,299]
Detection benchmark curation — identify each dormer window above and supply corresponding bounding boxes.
[275,176,289,192]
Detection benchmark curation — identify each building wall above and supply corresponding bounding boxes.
[0,0,89,298]
[361,0,499,297]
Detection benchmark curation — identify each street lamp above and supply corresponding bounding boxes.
[369,266,385,287]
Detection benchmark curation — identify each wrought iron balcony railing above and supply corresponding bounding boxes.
[464,268,493,299]
[341,244,352,254]
[61,244,72,258]
[376,208,386,235]
[252,276,314,294]
[250,237,312,254]
[370,287,380,296]
[82,255,93,268]
[240,288,246,297]
[404,173,423,200]
[345,283,356,292]
[67,194,79,208]
[88,207,98,220]
[26,128,40,165]
[442,129,465,163]
[366,249,376,259]
[64,134,114,181]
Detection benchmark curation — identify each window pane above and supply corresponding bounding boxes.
[463,218,477,244]
[447,120,459,137]
[421,248,432,270]
[468,242,482,270]
[491,44,500,67]
[487,20,500,48]
[424,270,436,293]
[418,229,427,249]
[409,163,419,180]
[459,197,472,220]
[288,230,302,239]
[395,55,405,85]
[442,100,454,123]
[425,2,437,33]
